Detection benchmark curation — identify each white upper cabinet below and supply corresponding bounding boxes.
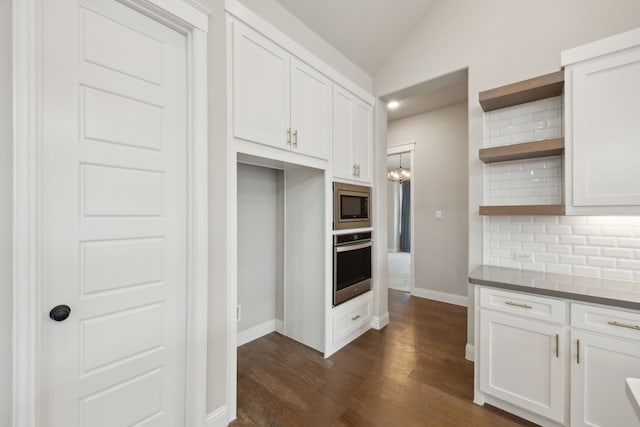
[332,85,373,184]
[290,58,331,159]
[563,28,640,214]
[233,22,290,151]
[232,21,330,160]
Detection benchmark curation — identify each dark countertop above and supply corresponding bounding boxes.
[469,265,640,311]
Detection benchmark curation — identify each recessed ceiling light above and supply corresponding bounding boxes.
[387,101,399,110]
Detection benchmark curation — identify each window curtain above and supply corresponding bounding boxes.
[399,180,411,252]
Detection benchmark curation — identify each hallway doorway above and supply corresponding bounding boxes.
[387,145,414,293]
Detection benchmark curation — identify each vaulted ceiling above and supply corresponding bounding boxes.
[273,0,438,76]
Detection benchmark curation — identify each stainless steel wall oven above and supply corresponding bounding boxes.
[333,232,372,306]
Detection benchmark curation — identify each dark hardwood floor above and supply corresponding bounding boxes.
[232,290,537,426]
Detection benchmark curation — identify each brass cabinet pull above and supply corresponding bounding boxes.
[505,301,533,309]
[293,129,298,147]
[608,321,640,331]
[577,339,580,364]
[352,314,361,321]
[556,334,559,358]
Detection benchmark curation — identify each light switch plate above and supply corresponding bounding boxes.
[435,210,443,220]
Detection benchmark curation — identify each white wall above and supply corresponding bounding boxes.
[387,180,400,251]
[237,164,281,333]
[203,0,230,415]
[236,0,372,93]
[387,102,468,298]
[374,0,640,345]
[0,0,12,424]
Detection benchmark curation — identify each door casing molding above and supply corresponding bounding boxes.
[12,1,210,426]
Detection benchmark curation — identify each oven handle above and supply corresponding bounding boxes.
[335,241,372,252]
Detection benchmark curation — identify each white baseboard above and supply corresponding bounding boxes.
[275,318,284,334]
[411,287,468,307]
[371,312,390,330]
[206,404,228,427]
[465,343,474,362]
[237,319,276,346]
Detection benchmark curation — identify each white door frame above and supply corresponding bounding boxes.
[12,1,210,426]
[386,143,415,294]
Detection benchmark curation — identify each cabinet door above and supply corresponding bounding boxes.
[332,85,355,180]
[353,100,373,183]
[290,58,330,160]
[233,22,290,150]
[568,46,640,213]
[571,330,640,427]
[479,311,566,423]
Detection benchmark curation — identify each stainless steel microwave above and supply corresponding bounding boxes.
[333,182,371,230]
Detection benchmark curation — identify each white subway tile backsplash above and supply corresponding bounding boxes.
[547,244,572,254]
[618,259,640,270]
[572,226,601,236]
[587,236,617,247]
[535,234,559,244]
[619,238,640,248]
[587,257,617,268]
[602,247,634,258]
[560,235,586,245]
[547,225,572,235]
[560,255,586,265]
[535,253,558,263]
[483,96,640,285]
[573,246,601,256]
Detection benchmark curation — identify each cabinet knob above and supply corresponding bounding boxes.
[49,305,71,322]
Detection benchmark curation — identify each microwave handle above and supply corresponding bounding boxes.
[335,241,372,252]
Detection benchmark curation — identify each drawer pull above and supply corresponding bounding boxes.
[555,334,559,358]
[505,301,533,309]
[608,321,640,331]
[352,314,361,321]
[577,339,580,364]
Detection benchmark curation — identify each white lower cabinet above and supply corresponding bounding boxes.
[571,303,640,427]
[479,310,566,423]
[329,291,372,354]
[476,286,640,426]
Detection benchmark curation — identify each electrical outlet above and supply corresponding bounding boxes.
[435,210,443,220]
[514,251,532,262]
[237,305,241,322]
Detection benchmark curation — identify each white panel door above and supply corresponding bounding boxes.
[290,58,330,160]
[233,21,290,150]
[353,100,373,184]
[570,46,640,208]
[42,0,187,426]
[479,311,566,423]
[332,86,356,180]
[571,331,640,427]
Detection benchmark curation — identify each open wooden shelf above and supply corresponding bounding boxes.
[479,137,564,163]
[479,70,564,112]
[480,205,566,216]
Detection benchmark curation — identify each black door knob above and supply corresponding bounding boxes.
[49,305,71,322]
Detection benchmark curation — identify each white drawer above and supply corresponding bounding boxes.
[571,303,640,342]
[332,296,371,344]
[479,287,567,324]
